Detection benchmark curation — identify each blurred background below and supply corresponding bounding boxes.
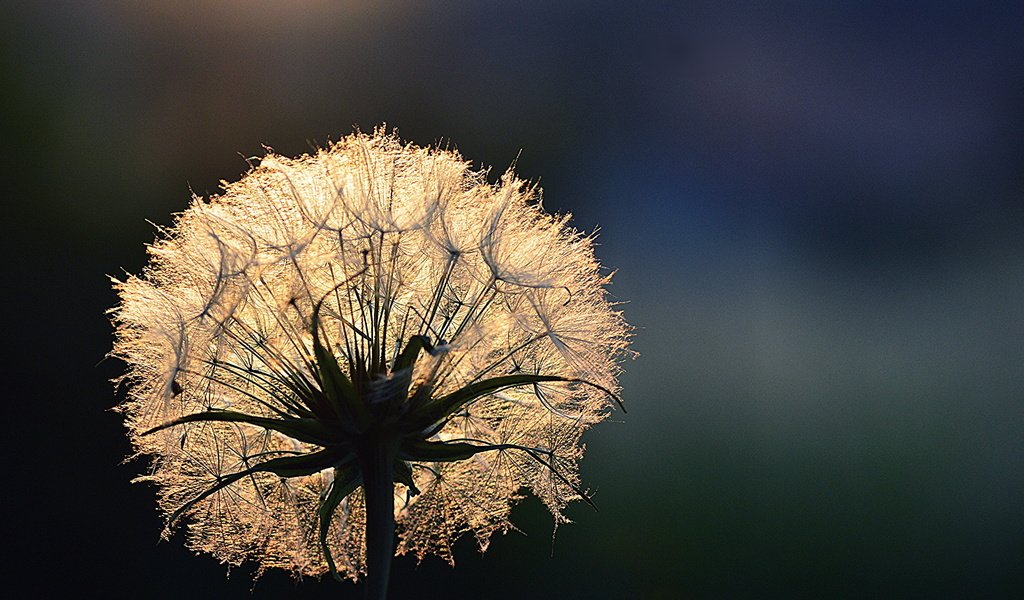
[3,1,1022,597]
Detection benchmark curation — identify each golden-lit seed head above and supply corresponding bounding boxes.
[112,129,631,579]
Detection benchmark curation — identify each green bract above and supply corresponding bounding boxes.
[143,319,618,582]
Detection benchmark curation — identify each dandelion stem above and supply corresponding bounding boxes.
[360,433,398,600]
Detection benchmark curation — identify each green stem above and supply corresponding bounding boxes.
[360,435,397,600]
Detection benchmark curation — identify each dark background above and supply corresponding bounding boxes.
[3,1,1022,597]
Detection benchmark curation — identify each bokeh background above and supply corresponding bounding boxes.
[4,1,1022,597]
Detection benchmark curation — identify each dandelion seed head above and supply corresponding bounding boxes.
[112,128,631,581]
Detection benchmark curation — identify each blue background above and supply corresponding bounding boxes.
[3,1,1022,597]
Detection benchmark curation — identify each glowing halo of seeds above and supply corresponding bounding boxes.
[111,128,632,590]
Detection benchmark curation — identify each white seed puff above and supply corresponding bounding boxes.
[112,129,631,579]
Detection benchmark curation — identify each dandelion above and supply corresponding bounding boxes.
[111,129,631,598]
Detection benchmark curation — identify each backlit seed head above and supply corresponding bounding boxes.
[111,129,632,580]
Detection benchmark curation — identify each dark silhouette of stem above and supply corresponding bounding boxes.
[361,436,397,600]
